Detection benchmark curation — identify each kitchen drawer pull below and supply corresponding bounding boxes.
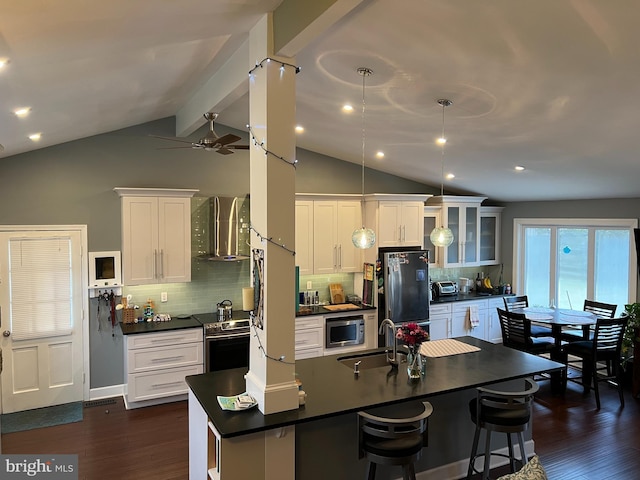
[151,337,185,343]
[150,355,184,362]
[151,380,184,389]
[296,339,309,345]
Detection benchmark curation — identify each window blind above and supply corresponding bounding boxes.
[9,236,73,340]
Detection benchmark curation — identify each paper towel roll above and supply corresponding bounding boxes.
[242,287,255,311]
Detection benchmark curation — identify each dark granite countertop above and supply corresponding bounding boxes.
[296,304,377,317]
[430,292,514,304]
[120,316,202,335]
[186,336,562,438]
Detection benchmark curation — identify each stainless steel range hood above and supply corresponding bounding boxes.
[198,195,250,261]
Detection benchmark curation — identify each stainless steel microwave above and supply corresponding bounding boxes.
[326,316,365,348]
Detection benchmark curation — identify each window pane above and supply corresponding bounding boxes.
[595,229,630,314]
[557,228,588,309]
[524,227,551,307]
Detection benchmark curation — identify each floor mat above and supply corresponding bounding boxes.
[1,401,83,434]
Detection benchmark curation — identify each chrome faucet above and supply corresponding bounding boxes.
[379,319,398,366]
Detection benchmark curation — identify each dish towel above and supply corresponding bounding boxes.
[468,305,480,328]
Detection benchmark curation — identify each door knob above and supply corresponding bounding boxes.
[2,330,10,337]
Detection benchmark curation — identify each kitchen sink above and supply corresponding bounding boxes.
[338,350,407,370]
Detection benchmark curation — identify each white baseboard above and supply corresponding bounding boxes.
[89,384,124,401]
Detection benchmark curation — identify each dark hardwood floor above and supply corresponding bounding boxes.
[2,376,639,480]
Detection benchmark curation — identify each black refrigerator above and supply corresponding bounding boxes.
[378,249,430,347]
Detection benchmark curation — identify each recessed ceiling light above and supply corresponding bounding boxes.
[375,151,384,158]
[436,137,447,145]
[295,125,304,133]
[28,133,41,141]
[515,165,525,171]
[342,104,354,112]
[0,58,9,69]
[14,107,31,117]
[446,173,455,179]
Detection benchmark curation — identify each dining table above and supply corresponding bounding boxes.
[514,306,598,392]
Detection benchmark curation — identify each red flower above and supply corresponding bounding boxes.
[396,322,429,346]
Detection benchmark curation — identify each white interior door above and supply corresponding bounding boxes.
[0,229,85,414]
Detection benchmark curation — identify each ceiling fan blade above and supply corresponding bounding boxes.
[215,148,234,155]
[226,145,249,150]
[157,145,197,150]
[149,134,194,145]
[215,133,242,146]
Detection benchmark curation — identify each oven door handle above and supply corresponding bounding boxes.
[207,332,250,341]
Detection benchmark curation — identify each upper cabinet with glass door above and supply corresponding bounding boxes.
[479,206,504,266]
[426,196,497,268]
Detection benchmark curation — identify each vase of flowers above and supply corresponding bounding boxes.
[396,322,429,379]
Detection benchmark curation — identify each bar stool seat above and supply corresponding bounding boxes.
[358,401,433,480]
[467,378,539,480]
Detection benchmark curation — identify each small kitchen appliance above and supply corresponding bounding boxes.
[432,281,458,297]
[325,315,365,348]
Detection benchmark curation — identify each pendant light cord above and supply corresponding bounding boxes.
[361,70,366,202]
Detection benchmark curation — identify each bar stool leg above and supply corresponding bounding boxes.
[507,433,516,472]
[483,429,492,480]
[467,426,481,479]
[366,462,376,480]
[516,431,527,467]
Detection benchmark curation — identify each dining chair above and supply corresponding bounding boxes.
[503,295,552,338]
[497,308,554,355]
[357,401,433,480]
[561,316,628,409]
[466,378,539,480]
[561,300,617,343]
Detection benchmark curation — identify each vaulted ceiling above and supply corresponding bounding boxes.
[2,0,639,202]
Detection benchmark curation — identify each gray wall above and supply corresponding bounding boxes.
[0,117,438,389]
[500,199,640,301]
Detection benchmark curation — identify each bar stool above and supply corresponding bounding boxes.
[357,401,433,480]
[466,378,539,480]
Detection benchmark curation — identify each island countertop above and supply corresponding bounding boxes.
[186,336,563,439]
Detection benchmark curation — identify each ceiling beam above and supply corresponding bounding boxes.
[273,0,365,56]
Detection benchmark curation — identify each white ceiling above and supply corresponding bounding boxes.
[2,0,640,202]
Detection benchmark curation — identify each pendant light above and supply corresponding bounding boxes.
[352,67,376,249]
[430,99,455,248]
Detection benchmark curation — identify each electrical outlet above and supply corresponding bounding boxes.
[306,281,312,290]
[161,292,168,303]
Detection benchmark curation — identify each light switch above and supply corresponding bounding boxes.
[161,292,168,302]
[306,281,312,290]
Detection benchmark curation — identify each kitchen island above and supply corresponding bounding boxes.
[187,336,563,479]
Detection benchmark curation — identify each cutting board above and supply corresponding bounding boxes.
[329,283,345,304]
[324,303,360,311]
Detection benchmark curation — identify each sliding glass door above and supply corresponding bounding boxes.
[515,219,636,314]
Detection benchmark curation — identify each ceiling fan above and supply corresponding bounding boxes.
[152,112,249,154]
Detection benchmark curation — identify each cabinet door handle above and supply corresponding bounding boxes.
[159,249,164,278]
[338,244,342,269]
[153,250,158,279]
[333,245,337,268]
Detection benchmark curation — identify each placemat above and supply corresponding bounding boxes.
[420,339,481,357]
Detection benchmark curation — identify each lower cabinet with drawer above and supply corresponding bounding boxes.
[295,315,324,360]
[124,327,203,409]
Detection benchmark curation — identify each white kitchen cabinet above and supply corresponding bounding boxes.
[295,195,363,274]
[426,196,487,268]
[428,303,452,340]
[115,188,198,285]
[452,299,488,340]
[423,206,441,265]
[486,296,505,343]
[312,199,362,274]
[295,315,324,360]
[124,327,204,409]
[294,200,314,275]
[479,206,503,266]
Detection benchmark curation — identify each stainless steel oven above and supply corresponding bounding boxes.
[194,313,250,372]
[325,315,365,349]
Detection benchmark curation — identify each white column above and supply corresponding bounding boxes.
[245,13,298,417]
